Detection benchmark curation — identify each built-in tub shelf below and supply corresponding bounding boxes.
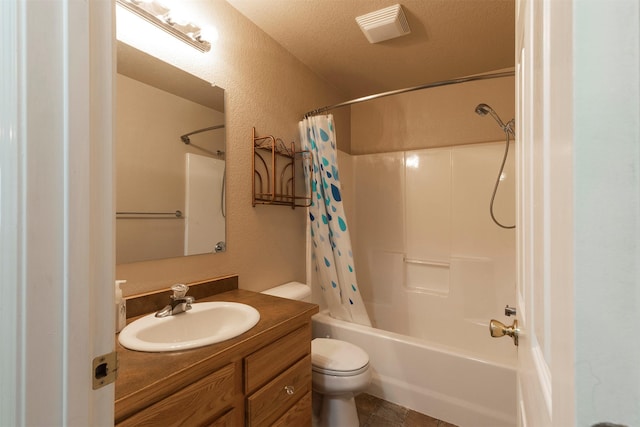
[403,256,451,295]
[252,127,312,209]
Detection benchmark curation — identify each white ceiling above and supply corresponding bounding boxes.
[225,0,515,99]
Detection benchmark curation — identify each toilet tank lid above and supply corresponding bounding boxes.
[261,282,311,300]
[311,338,369,372]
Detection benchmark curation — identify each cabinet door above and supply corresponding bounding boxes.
[117,363,238,427]
[244,325,310,394]
[246,356,312,426]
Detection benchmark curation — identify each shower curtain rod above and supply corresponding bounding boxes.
[180,124,225,144]
[303,70,515,118]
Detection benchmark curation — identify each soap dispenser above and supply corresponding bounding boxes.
[115,280,127,333]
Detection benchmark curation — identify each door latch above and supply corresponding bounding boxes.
[504,305,516,316]
[92,351,118,389]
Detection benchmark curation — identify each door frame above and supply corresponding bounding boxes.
[0,0,114,424]
[515,0,575,425]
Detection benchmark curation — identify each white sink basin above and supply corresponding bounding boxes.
[118,302,260,352]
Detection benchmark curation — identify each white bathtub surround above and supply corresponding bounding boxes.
[313,311,516,427]
[340,142,516,364]
[322,142,517,425]
[300,115,371,327]
[184,153,225,255]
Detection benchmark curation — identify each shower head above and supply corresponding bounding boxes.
[475,103,492,116]
[475,103,507,130]
[476,104,513,133]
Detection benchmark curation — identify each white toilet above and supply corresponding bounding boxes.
[262,282,372,427]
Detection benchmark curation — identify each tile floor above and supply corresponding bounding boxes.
[355,393,458,427]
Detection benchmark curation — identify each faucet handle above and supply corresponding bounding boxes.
[171,284,189,299]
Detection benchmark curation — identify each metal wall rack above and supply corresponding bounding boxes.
[252,127,312,209]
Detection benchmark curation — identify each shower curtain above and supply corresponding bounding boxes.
[299,114,371,327]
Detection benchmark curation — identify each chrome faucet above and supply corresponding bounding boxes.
[155,284,195,318]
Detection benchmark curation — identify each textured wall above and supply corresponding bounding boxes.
[350,74,514,155]
[115,0,348,295]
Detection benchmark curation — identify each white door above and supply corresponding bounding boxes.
[0,1,114,425]
[513,0,575,425]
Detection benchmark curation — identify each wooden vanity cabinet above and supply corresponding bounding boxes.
[115,289,317,427]
[116,321,314,427]
[116,361,243,427]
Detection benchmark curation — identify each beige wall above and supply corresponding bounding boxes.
[350,74,514,154]
[116,1,348,296]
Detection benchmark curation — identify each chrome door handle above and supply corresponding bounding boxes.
[489,319,519,346]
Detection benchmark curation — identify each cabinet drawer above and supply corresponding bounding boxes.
[271,391,312,427]
[244,324,310,394]
[246,355,312,426]
[117,362,237,427]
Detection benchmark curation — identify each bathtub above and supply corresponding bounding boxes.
[312,309,517,427]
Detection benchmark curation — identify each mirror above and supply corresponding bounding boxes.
[115,41,226,264]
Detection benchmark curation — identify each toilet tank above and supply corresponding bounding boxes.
[261,282,312,302]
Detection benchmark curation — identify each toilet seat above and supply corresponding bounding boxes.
[312,363,370,377]
[311,338,370,377]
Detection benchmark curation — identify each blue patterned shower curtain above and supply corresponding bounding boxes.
[299,115,372,327]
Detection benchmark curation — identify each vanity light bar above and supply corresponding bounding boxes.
[116,0,211,52]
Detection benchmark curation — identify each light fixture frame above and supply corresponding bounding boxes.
[116,0,211,52]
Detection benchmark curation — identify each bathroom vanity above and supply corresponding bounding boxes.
[115,288,318,426]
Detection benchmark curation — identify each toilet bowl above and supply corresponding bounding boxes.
[260,283,372,427]
[311,338,372,427]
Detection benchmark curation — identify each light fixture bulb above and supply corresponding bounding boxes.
[171,21,200,37]
[198,26,219,43]
[116,0,211,52]
[134,0,169,18]
[159,0,191,25]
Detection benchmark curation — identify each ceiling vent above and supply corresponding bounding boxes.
[356,4,411,44]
